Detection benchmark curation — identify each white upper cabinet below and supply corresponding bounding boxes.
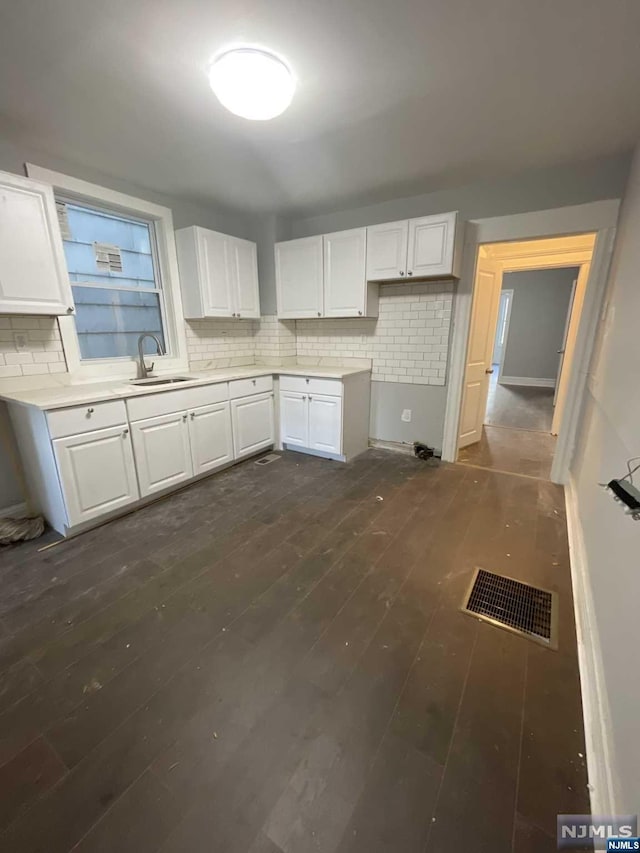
[323,228,370,318]
[407,212,458,278]
[366,220,409,281]
[275,235,324,319]
[176,226,260,319]
[0,171,73,315]
[231,237,260,318]
[366,211,462,282]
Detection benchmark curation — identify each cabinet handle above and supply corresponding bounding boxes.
[308,395,312,401]
[190,411,195,419]
[87,407,94,415]
[408,270,413,276]
[237,313,241,318]
[317,312,321,317]
[122,428,129,436]
[252,379,256,385]
[182,413,188,421]
[399,271,405,277]
[358,310,362,315]
[306,378,310,383]
[67,306,75,313]
[302,395,306,400]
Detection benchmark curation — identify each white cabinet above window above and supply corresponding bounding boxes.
[176,226,260,319]
[366,212,462,281]
[0,170,73,315]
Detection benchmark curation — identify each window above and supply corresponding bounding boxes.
[59,201,167,360]
[26,164,188,381]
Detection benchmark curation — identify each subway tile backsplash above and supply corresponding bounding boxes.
[0,316,68,378]
[0,282,452,385]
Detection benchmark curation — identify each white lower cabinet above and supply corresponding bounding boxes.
[279,389,342,457]
[189,402,234,475]
[131,411,193,497]
[231,392,275,459]
[53,425,139,527]
[308,394,342,454]
[279,391,309,447]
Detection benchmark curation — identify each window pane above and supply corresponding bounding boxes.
[72,286,165,360]
[62,205,156,288]
[58,200,168,362]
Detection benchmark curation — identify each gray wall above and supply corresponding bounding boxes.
[571,141,640,813]
[369,382,447,451]
[501,268,577,381]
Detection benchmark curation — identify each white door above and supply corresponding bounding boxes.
[492,289,513,366]
[198,228,234,317]
[308,394,342,455]
[53,425,139,527]
[231,237,260,319]
[279,391,309,447]
[553,278,577,409]
[458,252,502,449]
[131,411,193,496]
[366,220,409,281]
[323,228,367,317]
[275,236,324,318]
[407,213,457,279]
[0,171,73,315]
[188,402,234,475]
[231,393,275,459]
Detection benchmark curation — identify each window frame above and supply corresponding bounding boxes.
[26,164,189,381]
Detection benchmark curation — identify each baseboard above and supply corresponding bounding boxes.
[499,375,556,388]
[565,478,619,816]
[0,501,28,518]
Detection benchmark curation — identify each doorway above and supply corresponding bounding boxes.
[456,234,596,480]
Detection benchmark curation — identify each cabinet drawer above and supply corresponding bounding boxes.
[229,375,273,399]
[127,382,228,422]
[47,400,127,439]
[278,375,343,397]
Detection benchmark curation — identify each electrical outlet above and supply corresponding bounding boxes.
[401,409,412,423]
[13,332,28,350]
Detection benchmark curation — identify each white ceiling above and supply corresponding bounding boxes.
[1,0,639,216]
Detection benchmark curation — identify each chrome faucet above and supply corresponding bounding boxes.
[136,333,164,379]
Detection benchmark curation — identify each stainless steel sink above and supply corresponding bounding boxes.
[130,376,193,386]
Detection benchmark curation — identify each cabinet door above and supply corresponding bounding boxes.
[406,213,457,278]
[53,425,139,527]
[230,237,260,318]
[308,394,342,455]
[323,228,367,317]
[230,393,275,459]
[131,411,193,496]
[279,390,309,447]
[275,236,323,318]
[0,171,73,315]
[365,220,409,281]
[188,401,233,475]
[197,228,234,317]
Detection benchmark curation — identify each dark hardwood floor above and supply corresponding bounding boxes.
[0,449,591,852]
[486,370,556,432]
[457,425,557,480]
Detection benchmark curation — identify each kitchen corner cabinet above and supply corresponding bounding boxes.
[275,228,376,320]
[366,211,462,281]
[274,235,324,318]
[0,170,74,315]
[229,376,275,459]
[278,372,369,462]
[176,226,260,319]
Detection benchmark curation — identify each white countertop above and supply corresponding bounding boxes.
[0,363,371,410]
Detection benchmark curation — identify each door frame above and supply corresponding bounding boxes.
[495,288,514,381]
[442,200,619,483]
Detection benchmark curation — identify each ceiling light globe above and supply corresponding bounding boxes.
[208,48,295,121]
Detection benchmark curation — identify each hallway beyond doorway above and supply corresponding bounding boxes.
[485,370,555,432]
[458,424,556,480]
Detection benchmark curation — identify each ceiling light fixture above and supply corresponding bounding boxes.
[208,47,295,121]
